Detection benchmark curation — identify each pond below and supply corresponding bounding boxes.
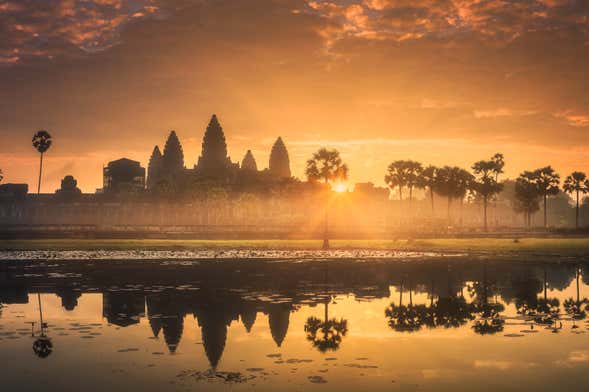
[1,253,588,391]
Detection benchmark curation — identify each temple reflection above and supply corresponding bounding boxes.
[1,258,589,367]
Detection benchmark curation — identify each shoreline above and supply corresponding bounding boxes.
[2,237,589,254]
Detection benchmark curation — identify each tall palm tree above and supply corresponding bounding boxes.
[304,266,348,352]
[434,166,469,225]
[472,158,504,231]
[563,171,589,229]
[385,278,425,333]
[404,161,423,206]
[514,171,541,229]
[419,165,438,216]
[305,148,348,249]
[32,293,53,358]
[456,168,474,226]
[32,130,52,194]
[530,167,560,228]
[384,160,409,201]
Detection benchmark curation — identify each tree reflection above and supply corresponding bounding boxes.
[304,266,348,352]
[385,279,425,333]
[563,266,587,329]
[469,264,505,335]
[32,293,53,359]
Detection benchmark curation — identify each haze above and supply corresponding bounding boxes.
[1,0,588,193]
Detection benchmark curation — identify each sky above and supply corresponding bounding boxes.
[1,0,588,193]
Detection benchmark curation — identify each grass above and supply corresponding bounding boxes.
[2,238,589,254]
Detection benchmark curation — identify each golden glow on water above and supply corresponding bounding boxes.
[1,265,589,391]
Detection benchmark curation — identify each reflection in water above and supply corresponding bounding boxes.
[1,257,589,390]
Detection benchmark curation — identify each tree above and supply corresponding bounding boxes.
[0,168,3,183]
[472,156,504,231]
[385,279,425,333]
[531,166,560,228]
[434,166,470,224]
[384,161,408,201]
[384,160,422,204]
[32,130,52,194]
[514,171,541,228]
[305,148,348,249]
[419,165,438,215]
[563,171,589,229]
[404,161,423,205]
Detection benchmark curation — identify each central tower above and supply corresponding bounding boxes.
[195,114,234,178]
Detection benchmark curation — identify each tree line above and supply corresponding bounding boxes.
[383,153,589,230]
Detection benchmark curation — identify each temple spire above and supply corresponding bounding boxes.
[269,137,291,178]
[241,150,258,172]
[147,145,163,189]
[162,130,184,174]
[196,114,231,177]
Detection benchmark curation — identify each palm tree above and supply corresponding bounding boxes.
[404,161,423,206]
[304,266,348,352]
[305,148,348,249]
[385,278,425,333]
[32,293,53,358]
[0,168,3,183]
[384,160,409,202]
[472,157,504,231]
[563,172,589,229]
[531,166,560,228]
[434,166,469,225]
[563,266,588,326]
[456,168,474,226]
[419,165,438,216]
[514,171,541,229]
[32,130,53,194]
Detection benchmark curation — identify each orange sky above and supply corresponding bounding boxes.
[1,0,588,193]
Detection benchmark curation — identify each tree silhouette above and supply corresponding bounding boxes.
[32,130,52,194]
[472,156,504,231]
[531,166,560,228]
[563,172,589,229]
[563,266,587,327]
[385,160,422,203]
[514,172,541,228]
[385,279,425,333]
[419,165,438,216]
[305,148,348,249]
[384,161,407,201]
[434,166,472,225]
[469,265,505,335]
[0,168,3,183]
[32,293,53,358]
[403,161,423,207]
[304,301,348,352]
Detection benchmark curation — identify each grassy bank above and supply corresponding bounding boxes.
[2,238,589,254]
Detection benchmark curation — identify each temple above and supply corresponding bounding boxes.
[146,114,292,192]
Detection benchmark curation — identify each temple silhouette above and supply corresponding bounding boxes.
[144,114,292,193]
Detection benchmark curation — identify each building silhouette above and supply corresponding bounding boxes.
[102,158,146,194]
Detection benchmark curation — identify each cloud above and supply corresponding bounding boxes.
[555,110,589,127]
[0,0,161,65]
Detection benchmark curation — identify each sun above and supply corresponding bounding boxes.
[332,182,348,193]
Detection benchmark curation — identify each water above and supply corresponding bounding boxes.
[1,255,589,391]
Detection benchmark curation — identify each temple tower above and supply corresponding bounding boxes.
[269,137,291,178]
